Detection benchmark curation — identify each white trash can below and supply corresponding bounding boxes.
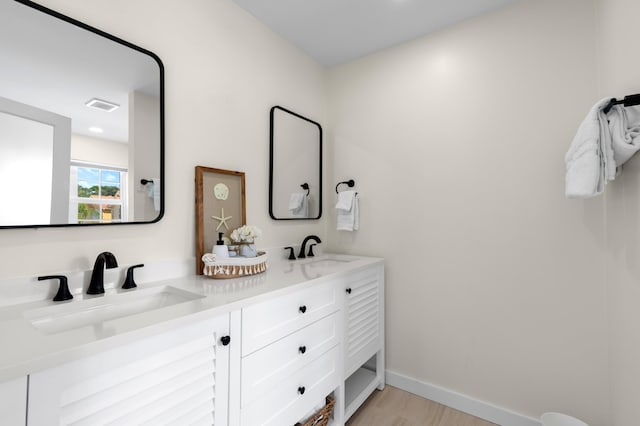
[541,412,589,426]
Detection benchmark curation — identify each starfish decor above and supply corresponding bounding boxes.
[212,208,232,231]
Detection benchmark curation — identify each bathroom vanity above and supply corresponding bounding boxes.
[0,254,384,425]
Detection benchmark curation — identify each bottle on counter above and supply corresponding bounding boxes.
[212,232,229,258]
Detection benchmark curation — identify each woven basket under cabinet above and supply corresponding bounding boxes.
[294,396,335,426]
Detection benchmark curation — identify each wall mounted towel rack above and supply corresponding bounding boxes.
[336,179,355,193]
[140,178,154,185]
[603,93,640,114]
[301,183,310,196]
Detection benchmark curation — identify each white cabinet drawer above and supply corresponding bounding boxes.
[242,280,339,356]
[240,345,340,426]
[241,313,339,408]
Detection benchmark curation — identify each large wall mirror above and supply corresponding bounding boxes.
[0,0,164,229]
[269,106,322,220]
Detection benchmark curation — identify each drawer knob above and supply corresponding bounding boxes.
[298,345,307,354]
[298,386,306,395]
[220,335,231,346]
[346,288,352,294]
[299,305,307,314]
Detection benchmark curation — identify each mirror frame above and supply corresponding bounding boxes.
[269,105,322,220]
[0,0,165,229]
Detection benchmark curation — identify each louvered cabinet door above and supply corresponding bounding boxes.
[28,314,230,426]
[344,265,384,378]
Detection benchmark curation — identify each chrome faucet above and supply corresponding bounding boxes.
[298,235,321,259]
[87,252,118,295]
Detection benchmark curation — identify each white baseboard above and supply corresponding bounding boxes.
[385,370,541,426]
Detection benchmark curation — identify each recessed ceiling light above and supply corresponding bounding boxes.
[85,98,119,112]
[89,126,104,133]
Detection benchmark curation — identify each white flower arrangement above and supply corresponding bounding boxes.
[230,225,262,243]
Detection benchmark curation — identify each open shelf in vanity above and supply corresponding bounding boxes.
[345,364,380,419]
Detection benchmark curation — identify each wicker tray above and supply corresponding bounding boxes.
[295,396,335,426]
[202,251,268,279]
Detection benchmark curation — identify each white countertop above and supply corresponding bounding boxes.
[0,253,383,382]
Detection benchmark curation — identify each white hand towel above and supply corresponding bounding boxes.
[565,98,615,198]
[289,192,304,210]
[609,105,640,168]
[335,190,354,210]
[289,192,309,218]
[336,191,359,231]
[146,178,161,212]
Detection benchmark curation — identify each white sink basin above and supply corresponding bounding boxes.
[304,259,351,268]
[295,255,360,279]
[23,286,204,335]
[301,254,355,268]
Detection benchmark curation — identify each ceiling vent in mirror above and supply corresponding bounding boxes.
[85,98,119,112]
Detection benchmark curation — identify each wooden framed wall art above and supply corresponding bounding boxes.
[195,166,246,274]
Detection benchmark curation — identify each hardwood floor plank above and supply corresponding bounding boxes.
[346,385,496,426]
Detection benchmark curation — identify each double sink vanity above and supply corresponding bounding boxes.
[0,251,384,425]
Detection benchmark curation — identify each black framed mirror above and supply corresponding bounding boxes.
[269,106,322,220]
[0,0,164,229]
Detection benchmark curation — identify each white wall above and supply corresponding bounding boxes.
[596,1,640,425]
[71,134,128,167]
[327,0,609,423]
[0,0,326,277]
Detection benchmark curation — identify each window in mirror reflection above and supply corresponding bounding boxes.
[70,164,126,224]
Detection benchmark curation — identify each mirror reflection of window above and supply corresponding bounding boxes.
[69,164,127,224]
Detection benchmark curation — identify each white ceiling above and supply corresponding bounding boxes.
[232,0,522,67]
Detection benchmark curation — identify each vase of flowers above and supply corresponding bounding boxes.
[231,225,262,258]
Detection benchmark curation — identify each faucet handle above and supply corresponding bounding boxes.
[38,275,73,302]
[284,247,296,260]
[122,264,144,289]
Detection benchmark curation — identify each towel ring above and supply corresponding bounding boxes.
[300,183,310,196]
[335,179,355,194]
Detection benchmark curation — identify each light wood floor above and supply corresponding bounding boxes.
[346,385,497,426]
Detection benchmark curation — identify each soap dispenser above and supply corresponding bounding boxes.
[213,232,229,258]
